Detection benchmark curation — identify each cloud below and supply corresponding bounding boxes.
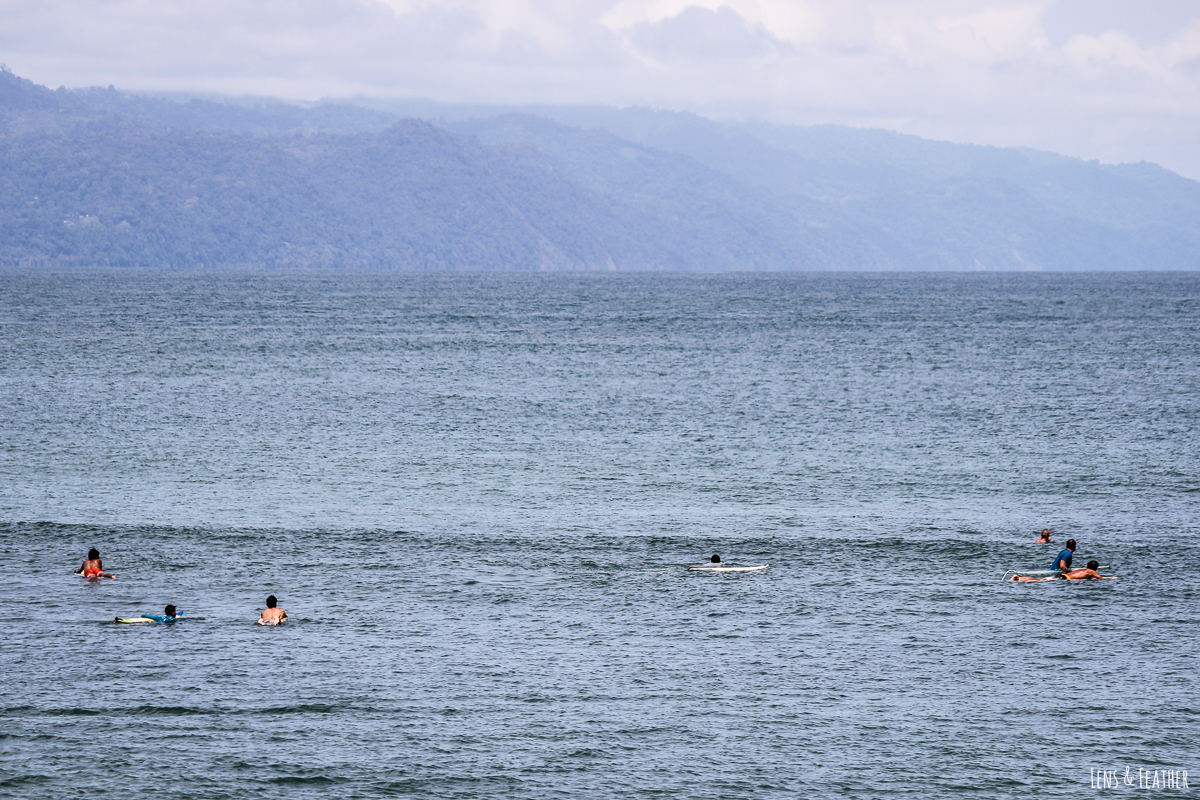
[1042,0,1199,47]
[0,0,1198,178]
[628,6,792,62]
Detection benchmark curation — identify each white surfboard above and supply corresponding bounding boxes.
[689,564,769,572]
[1002,565,1111,581]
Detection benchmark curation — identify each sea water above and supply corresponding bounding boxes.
[1,269,1197,799]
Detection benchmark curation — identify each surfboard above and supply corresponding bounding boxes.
[1005,568,1064,578]
[689,564,769,572]
[1002,566,1111,581]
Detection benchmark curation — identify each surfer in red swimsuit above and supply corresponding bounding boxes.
[75,548,116,579]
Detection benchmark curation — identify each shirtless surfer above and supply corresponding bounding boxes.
[1035,529,1052,543]
[1062,561,1113,580]
[75,548,116,580]
[258,595,287,625]
[1011,561,1114,581]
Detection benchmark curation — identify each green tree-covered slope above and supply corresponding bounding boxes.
[3,69,1198,270]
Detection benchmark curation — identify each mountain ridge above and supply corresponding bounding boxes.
[2,68,1196,270]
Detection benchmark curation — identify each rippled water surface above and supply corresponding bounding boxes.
[1,270,1197,798]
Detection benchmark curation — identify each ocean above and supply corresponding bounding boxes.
[1,269,1197,798]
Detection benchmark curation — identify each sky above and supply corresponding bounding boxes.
[2,0,1199,179]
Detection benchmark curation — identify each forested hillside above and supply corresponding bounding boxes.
[452,110,1200,271]
[3,69,1198,270]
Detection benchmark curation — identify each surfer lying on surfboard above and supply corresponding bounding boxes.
[689,554,770,572]
[258,595,287,625]
[74,548,116,580]
[1010,561,1114,581]
[115,604,181,623]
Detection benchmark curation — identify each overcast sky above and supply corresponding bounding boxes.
[3,0,1199,178]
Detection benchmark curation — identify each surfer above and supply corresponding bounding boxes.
[1062,561,1113,580]
[1035,529,1052,543]
[74,548,115,579]
[115,604,179,624]
[1011,561,1113,581]
[1052,539,1076,571]
[709,554,721,564]
[258,595,287,626]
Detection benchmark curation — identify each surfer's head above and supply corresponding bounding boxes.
[88,548,100,560]
[164,605,177,617]
[711,554,721,563]
[1086,560,1099,571]
[1066,539,1076,551]
[266,595,277,608]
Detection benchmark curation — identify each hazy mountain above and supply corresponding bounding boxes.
[0,69,396,137]
[2,69,1197,270]
[462,106,1200,271]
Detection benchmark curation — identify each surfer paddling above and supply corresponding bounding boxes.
[258,595,287,626]
[689,555,769,572]
[1062,561,1113,580]
[115,604,180,624]
[1011,561,1114,581]
[75,548,116,579]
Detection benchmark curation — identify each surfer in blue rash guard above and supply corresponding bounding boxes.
[115,604,180,624]
[1052,539,1076,572]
